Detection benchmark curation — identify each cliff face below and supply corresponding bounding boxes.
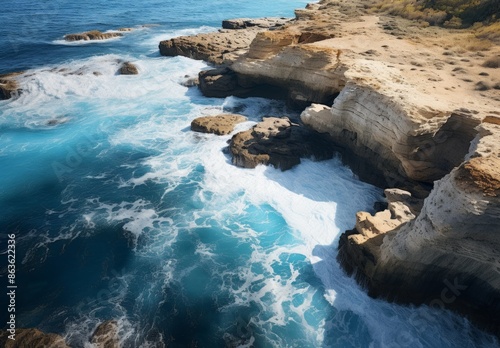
[231,32,344,108]
[338,121,500,333]
[300,87,481,193]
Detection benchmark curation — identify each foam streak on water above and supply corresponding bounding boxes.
[0,1,498,347]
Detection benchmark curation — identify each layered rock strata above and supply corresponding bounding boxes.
[159,18,290,65]
[64,30,123,41]
[229,117,333,170]
[222,17,290,30]
[191,114,247,135]
[338,119,500,334]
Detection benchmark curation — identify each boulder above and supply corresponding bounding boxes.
[191,114,247,135]
[118,62,139,75]
[0,72,23,100]
[229,117,333,170]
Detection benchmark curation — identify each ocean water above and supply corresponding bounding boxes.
[0,1,498,347]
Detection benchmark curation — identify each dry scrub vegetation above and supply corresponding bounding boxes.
[371,0,499,41]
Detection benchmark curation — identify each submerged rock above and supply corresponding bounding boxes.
[0,328,69,348]
[64,30,123,41]
[229,117,333,170]
[191,114,246,135]
[118,62,139,75]
[180,75,199,87]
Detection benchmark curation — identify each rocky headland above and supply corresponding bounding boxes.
[160,0,500,337]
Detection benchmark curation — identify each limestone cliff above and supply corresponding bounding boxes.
[338,120,500,334]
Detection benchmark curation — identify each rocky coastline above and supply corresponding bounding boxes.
[1,0,499,343]
[159,0,500,338]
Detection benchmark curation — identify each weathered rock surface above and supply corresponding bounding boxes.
[64,30,123,41]
[191,114,246,135]
[338,120,500,334]
[0,72,23,100]
[229,117,333,170]
[198,67,286,100]
[159,18,289,65]
[301,96,480,195]
[91,320,120,348]
[222,17,290,30]
[118,62,139,75]
[0,328,69,348]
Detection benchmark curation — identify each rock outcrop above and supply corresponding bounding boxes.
[118,62,139,75]
[0,72,23,100]
[64,30,123,41]
[0,329,69,348]
[301,98,481,195]
[159,18,290,65]
[338,119,500,334]
[91,320,120,348]
[198,67,287,100]
[222,17,290,30]
[191,114,247,135]
[229,117,333,170]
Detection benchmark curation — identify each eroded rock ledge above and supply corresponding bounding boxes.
[64,30,123,41]
[159,18,291,65]
[338,120,500,334]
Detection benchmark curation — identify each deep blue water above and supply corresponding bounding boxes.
[0,1,498,347]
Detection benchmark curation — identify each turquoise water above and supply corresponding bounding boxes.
[0,1,498,347]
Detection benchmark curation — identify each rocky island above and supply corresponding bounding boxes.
[160,0,500,337]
